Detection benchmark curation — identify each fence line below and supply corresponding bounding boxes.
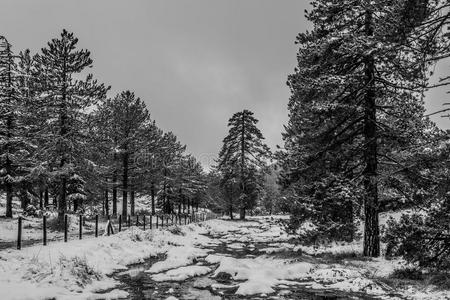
[16,211,218,250]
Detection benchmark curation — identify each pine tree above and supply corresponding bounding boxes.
[105,91,150,217]
[34,30,108,223]
[0,37,38,217]
[0,36,20,217]
[156,132,186,214]
[217,110,271,219]
[281,0,449,256]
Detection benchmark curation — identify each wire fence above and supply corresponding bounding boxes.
[15,211,218,250]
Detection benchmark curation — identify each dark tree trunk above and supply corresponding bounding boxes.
[187,198,190,214]
[239,208,245,220]
[39,190,43,210]
[122,152,129,217]
[113,152,118,215]
[59,177,67,223]
[229,204,234,220]
[130,190,135,216]
[5,183,13,217]
[363,9,380,257]
[104,188,109,216]
[151,182,155,215]
[58,52,69,225]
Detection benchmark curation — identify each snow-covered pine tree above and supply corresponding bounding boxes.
[156,132,186,214]
[217,110,271,219]
[16,49,49,210]
[0,37,38,217]
[281,0,449,256]
[105,91,150,217]
[139,122,165,215]
[34,30,108,223]
[0,36,21,217]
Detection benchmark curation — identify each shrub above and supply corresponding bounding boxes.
[383,207,450,270]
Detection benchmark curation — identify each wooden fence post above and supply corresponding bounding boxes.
[43,215,47,246]
[64,215,68,242]
[17,217,22,250]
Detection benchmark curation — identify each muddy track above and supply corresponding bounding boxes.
[101,219,400,300]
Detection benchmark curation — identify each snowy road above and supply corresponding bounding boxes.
[1,216,447,299]
[105,218,404,299]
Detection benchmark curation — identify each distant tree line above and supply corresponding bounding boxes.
[0,30,207,223]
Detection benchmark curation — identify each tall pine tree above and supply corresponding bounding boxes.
[217,110,271,219]
[34,30,108,223]
[281,0,449,256]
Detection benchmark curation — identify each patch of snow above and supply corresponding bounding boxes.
[152,265,211,281]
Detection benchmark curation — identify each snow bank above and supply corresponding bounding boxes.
[152,265,211,282]
[0,222,213,300]
[146,246,210,273]
[210,255,313,295]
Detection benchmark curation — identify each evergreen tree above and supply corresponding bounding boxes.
[34,30,108,223]
[0,36,20,217]
[0,37,37,217]
[281,0,449,256]
[217,110,271,219]
[105,91,150,217]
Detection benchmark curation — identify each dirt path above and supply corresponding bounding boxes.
[107,218,396,299]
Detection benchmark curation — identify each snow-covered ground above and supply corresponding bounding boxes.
[0,215,448,299]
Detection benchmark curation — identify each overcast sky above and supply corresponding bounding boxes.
[1,0,449,168]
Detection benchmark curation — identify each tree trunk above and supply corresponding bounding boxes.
[5,183,13,217]
[187,198,190,214]
[363,9,380,257]
[122,152,128,217]
[239,208,245,220]
[104,188,109,216]
[130,190,135,216]
[39,190,43,209]
[151,182,155,215]
[58,51,68,225]
[59,177,67,223]
[44,188,49,207]
[112,153,118,215]
[229,204,234,220]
